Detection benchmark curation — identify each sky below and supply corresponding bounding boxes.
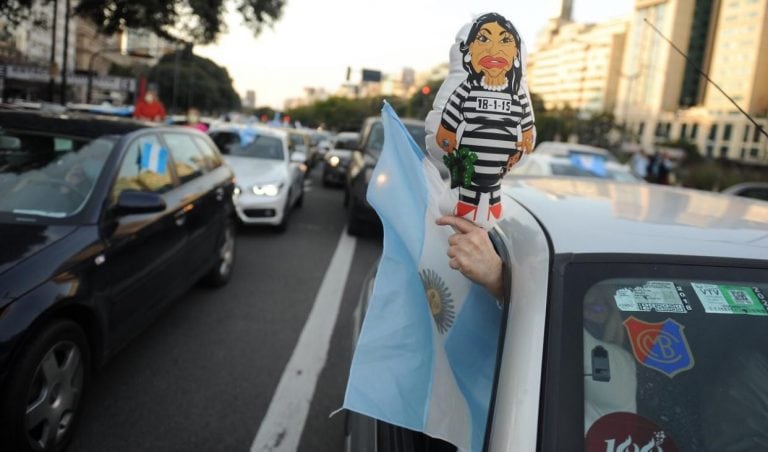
[197,0,634,110]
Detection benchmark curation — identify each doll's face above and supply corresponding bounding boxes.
[468,21,517,79]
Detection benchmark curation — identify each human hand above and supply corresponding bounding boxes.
[435,215,503,299]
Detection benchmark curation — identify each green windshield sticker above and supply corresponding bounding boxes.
[691,283,768,316]
[614,281,689,313]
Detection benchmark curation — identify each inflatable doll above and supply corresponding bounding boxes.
[426,12,536,224]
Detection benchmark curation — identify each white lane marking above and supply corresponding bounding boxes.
[250,230,357,452]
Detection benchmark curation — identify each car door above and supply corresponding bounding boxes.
[160,131,218,275]
[99,133,188,349]
[284,137,303,205]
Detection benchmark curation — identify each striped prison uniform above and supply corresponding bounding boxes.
[440,79,534,207]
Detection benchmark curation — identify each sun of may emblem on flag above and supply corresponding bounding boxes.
[420,269,456,334]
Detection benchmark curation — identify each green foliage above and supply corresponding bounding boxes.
[286,96,408,132]
[680,160,768,191]
[148,48,240,114]
[404,78,443,119]
[3,0,284,44]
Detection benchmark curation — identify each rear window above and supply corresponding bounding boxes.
[0,129,114,220]
[558,263,768,451]
[231,135,285,160]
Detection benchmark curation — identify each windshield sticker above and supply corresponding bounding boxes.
[586,412,679,452]
[140,142,168,175]
[623,317,694,378]
[614,281,690,313]
[691,283,768,316]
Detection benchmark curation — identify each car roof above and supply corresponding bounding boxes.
[503,177,768,261]
[534,141,616,159]
[0,108,151,138]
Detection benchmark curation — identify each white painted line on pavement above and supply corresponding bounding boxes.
[250,230,357,452]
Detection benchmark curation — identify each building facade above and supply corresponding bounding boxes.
[615,0,768,163]
[528,18,628,113]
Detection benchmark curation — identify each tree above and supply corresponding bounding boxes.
[148,47,240,114]
[2,0,285,44]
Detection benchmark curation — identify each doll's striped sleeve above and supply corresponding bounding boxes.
[520,86,534,131]
[440,81,470,133]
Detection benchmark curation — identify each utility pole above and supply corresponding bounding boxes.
[48,0,58,102]
[59,0,70,105]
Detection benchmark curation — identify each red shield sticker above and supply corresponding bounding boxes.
[623,316,694,378]
[585,412,679,452]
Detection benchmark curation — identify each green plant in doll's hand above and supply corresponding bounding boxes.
[443,148,477,189]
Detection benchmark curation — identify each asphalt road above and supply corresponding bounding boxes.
[68,165,383,452]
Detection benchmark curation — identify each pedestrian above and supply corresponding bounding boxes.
[186,107,208,132]
[133,90,167,122]
[630,149,649,180]
[646,150,672,184]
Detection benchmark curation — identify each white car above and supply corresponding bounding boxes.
[211,126,306,231]
[349,177,768,451]
[509,153,642,182]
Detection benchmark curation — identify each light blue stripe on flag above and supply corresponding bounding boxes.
[344,103,434,430]
[140,142,168,174]
[445,283,501,451]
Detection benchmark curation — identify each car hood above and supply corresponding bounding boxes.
[0,223,78,276]
[223,155,287,184]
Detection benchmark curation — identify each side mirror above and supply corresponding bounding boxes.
[115,190,166,215]
[290,151,307,163]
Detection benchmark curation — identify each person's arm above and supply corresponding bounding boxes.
[436,215,503,299]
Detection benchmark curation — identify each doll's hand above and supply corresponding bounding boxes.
[436,125,457,153]
[436,215,503,299]
[517,128,534,153]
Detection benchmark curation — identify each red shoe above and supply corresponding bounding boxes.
[455,201,478,221]
[488,203,502,221]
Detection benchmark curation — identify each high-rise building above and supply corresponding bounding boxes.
[245,90,256,109]
[528,18,628,113]
[615,0,767,163]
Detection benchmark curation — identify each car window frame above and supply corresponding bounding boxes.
[108,132,179,206]
[539,253,768,452]
[159,131,210,184]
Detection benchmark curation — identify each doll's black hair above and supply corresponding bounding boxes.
[460,12,523,94]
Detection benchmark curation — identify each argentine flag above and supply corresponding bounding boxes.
[344,103,502,451]
[140,142,168,175]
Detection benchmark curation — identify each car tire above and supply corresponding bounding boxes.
[201,217,236,287]
[347,196,365,236]
[0,320,90,452]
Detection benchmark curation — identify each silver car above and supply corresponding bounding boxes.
[348,177,768,451]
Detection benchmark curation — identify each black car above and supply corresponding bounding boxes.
[0,109,236,452]
[322,131,360,187]
[345,117,440,236]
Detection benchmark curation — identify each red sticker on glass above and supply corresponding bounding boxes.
[585,412,679,452]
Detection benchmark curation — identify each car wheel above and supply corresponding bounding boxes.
[202,217,236,287]
[347,196,365,236]
[0,320,89,452]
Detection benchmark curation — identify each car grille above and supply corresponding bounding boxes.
[243,208,276,218]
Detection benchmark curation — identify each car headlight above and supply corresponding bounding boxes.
[233,185,242,198]
[252,182,283,196]
[328,155,341,167]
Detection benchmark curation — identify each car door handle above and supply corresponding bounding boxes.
[174,210,187,226]
[215,187,225,202]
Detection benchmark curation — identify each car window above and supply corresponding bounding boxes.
[162,132,208,183]
[289,133,308,152]
[550,163,602,177]
[210,131,240,155]
[112,134,174,201]
[231,135,285,160]
[0,129,113,220]
[738,187,768,201]
[192,136,223,169]
[579,269,768,450]
[365,123,385,155]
